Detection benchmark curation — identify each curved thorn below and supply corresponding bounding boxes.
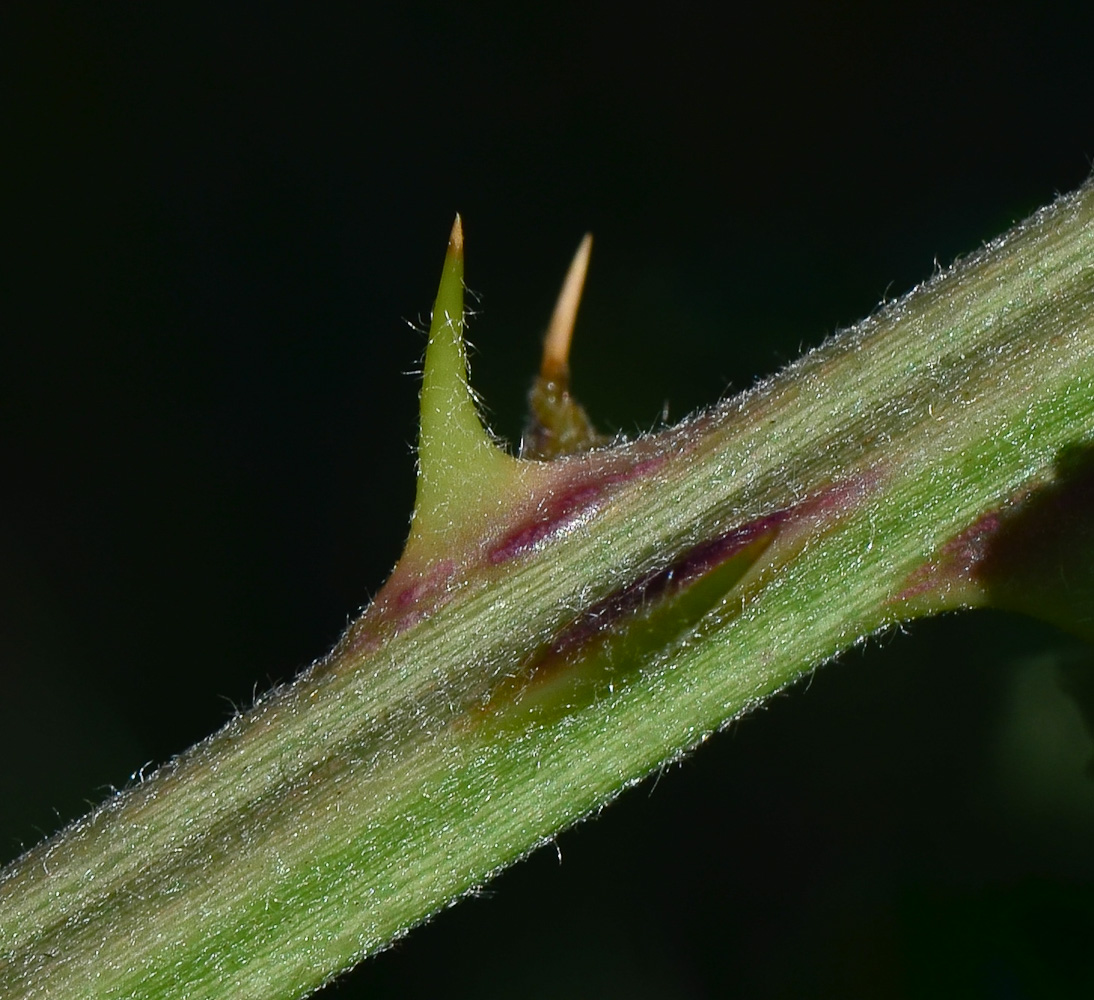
[541,234,592,382]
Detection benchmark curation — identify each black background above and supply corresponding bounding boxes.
[3,3,1094,996]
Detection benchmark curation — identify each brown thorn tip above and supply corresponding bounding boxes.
[449,214,464,253]
[541,233,592,381]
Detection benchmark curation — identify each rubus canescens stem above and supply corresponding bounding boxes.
[3,186,1094,1000]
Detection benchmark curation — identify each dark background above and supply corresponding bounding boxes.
[3,3,1094,996]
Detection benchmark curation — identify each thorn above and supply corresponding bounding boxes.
[521,235,603,461]
[409,215,518,551]
[541,234,592,382]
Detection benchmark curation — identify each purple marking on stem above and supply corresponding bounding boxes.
[507,473,875,695]
[489,458,666,564]
[382,559,457,636]
[894,512,1001,602]
[545,510,788,660]
[342,559,457,656]
[489,486,600,564]
[393,559,457,610]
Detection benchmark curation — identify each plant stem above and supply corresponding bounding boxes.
[3,184,1094,1000]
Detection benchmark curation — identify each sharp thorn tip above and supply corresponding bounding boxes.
[541,233,593,381]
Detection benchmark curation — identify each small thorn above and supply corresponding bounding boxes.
[541,234,592,382]
[521,234,603,461]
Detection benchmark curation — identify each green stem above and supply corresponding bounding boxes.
[3,184,1094,1000]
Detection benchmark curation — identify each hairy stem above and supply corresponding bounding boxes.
[3,185,1094,1000]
